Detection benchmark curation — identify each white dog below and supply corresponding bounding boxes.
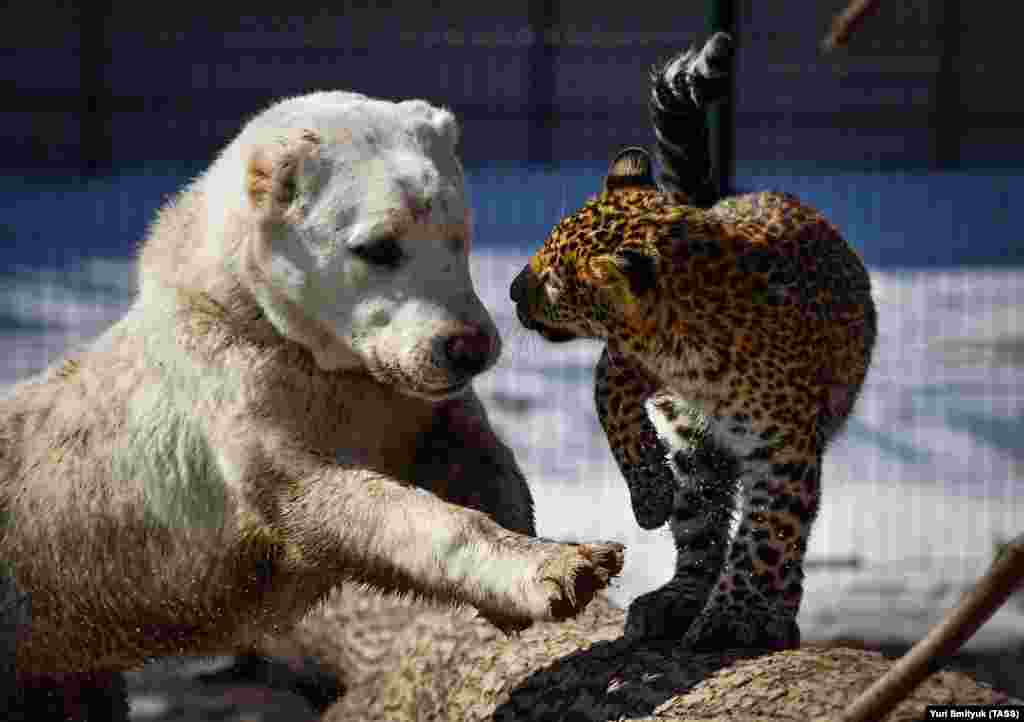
[0,91,623,683]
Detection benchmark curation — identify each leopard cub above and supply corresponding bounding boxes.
[511,144,875,649]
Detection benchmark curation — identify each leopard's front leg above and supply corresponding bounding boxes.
[596,349,737,640]
[595,348,674,531]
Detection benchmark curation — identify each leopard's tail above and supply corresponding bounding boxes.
[648,32,733,206]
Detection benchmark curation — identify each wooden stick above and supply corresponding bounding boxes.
[838,534,1024,722]
[822,0,882,52]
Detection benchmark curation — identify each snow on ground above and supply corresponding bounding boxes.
[469,250,1024,651]
[2,249,1023,651]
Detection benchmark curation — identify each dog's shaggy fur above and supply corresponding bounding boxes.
[0,92,623,698]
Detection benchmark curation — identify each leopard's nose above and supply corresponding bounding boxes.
[510,267,540,330]
[510,267,529,304]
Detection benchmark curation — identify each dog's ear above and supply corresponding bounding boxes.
[399,100,460,151]
[603,147,656,192]
[427,107,460,151]
[246,128,321,217]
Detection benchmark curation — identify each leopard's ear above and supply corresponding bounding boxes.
[603,147,656,192]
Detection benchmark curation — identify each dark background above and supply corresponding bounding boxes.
[3,0,1010,171]
[2,1,1021,268]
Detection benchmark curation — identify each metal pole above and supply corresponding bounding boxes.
[707,0,736,197]
[527,0,559,167]
[933,0,961,169]
[77,1,112,176]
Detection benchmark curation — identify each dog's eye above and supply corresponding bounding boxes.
[352,236,404,268]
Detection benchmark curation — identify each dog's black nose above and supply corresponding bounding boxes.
[440,327,495,376]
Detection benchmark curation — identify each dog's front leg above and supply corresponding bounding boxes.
[266,436,623,633]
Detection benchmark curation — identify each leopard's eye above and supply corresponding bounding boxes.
[352,236,404,268]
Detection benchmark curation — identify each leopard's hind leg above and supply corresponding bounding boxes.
[682,454,821,651]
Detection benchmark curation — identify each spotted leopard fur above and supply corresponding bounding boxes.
[510,38,876,649]
[599,33,744,642]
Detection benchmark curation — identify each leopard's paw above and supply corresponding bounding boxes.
[684,609,800,651]
[624,583,707,641]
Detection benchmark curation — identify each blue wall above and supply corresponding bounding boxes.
[2,162,1021,269]
[3,1,1021,268]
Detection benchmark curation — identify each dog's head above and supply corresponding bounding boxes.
[208,92,500,400]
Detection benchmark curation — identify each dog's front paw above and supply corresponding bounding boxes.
[474,539,624,635]
[538,540,625,621]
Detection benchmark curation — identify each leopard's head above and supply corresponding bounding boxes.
[512,146,877,441]
[510,147,670,349]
